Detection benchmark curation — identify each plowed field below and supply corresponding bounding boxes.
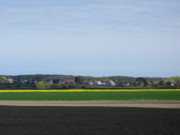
[0,106,179,135]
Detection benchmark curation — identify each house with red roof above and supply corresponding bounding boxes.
[7,79,14,84]
[65,79,75,84]
[94,80,102,85]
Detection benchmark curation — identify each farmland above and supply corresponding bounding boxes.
[0,106,180,135]
[0,89,180,135]
[0,89,179,100]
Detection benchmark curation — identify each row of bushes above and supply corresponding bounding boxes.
[0,83,180,90]
[0,84,36,90]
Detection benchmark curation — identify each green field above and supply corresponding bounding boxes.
[0,91,180,100]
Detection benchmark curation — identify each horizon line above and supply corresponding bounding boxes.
[1,74,178,78]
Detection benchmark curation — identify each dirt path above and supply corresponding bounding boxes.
[0,100,180,108]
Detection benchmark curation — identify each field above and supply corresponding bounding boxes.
[0,89,180,100]
[1,89,180,135]
[0,106,180,135]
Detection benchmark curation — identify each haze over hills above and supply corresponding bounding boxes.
[0,74,165,81]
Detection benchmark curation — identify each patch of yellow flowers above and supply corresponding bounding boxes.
[0,89,180,93]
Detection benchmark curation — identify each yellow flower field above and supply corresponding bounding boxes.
[0,89,180,93]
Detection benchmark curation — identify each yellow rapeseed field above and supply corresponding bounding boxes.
[0,89,180,93]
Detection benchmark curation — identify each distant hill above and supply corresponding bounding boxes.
[1,74,166,82]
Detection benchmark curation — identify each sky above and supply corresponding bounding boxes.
[0,0,180,77]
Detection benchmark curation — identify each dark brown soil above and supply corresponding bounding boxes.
[0,106,179,135]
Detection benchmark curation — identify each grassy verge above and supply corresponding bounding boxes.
[0,91,179,100]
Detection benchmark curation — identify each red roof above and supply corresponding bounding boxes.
[8,79,13,82]
[94,80,101,83]
[66,79,74,83]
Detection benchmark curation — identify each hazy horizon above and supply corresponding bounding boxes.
[1,0,180,77]
[0,73,177,78]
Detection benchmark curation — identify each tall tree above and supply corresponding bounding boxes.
[0,76,7,84]
[75,76,81,84]
[158,80,164,85]
[136,77,148,86]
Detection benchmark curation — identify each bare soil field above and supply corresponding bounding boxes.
[0,106,179,135]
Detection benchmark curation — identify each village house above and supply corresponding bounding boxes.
[134,81,144,86]
[88,80,93,85]
[164,80,174,86]
[123,81,129,86]
[53,79,60,84]
[46,79,53,85]
[34,80,38,84]
[49,80,53,85]
[106,80,116,86]
[94,80,103,85]
[153,81,159,86]
[140,82,144,86]
[133,81,139,86]
[29,80,36,84]
[14,79,25,84]
[83,80,93,85]
[7,79,14,83]
[24,80,27,83]
[65,79,75,84]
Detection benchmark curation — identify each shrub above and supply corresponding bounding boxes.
[36,81,51,90]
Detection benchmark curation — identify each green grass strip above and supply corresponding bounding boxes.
[0,91,179,100]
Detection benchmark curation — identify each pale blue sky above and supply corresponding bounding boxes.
[0,0,180,77]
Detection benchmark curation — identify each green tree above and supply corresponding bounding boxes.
[129,80,134,85]
[36,81,51,90]
[170,76,180,85]
[0,76,7,84]
[45,82,51,89]
[115,79,123,86]
[75,76,81,84]
[136,77,148,86]
[158,80,164,86]
[101,77,109,81]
